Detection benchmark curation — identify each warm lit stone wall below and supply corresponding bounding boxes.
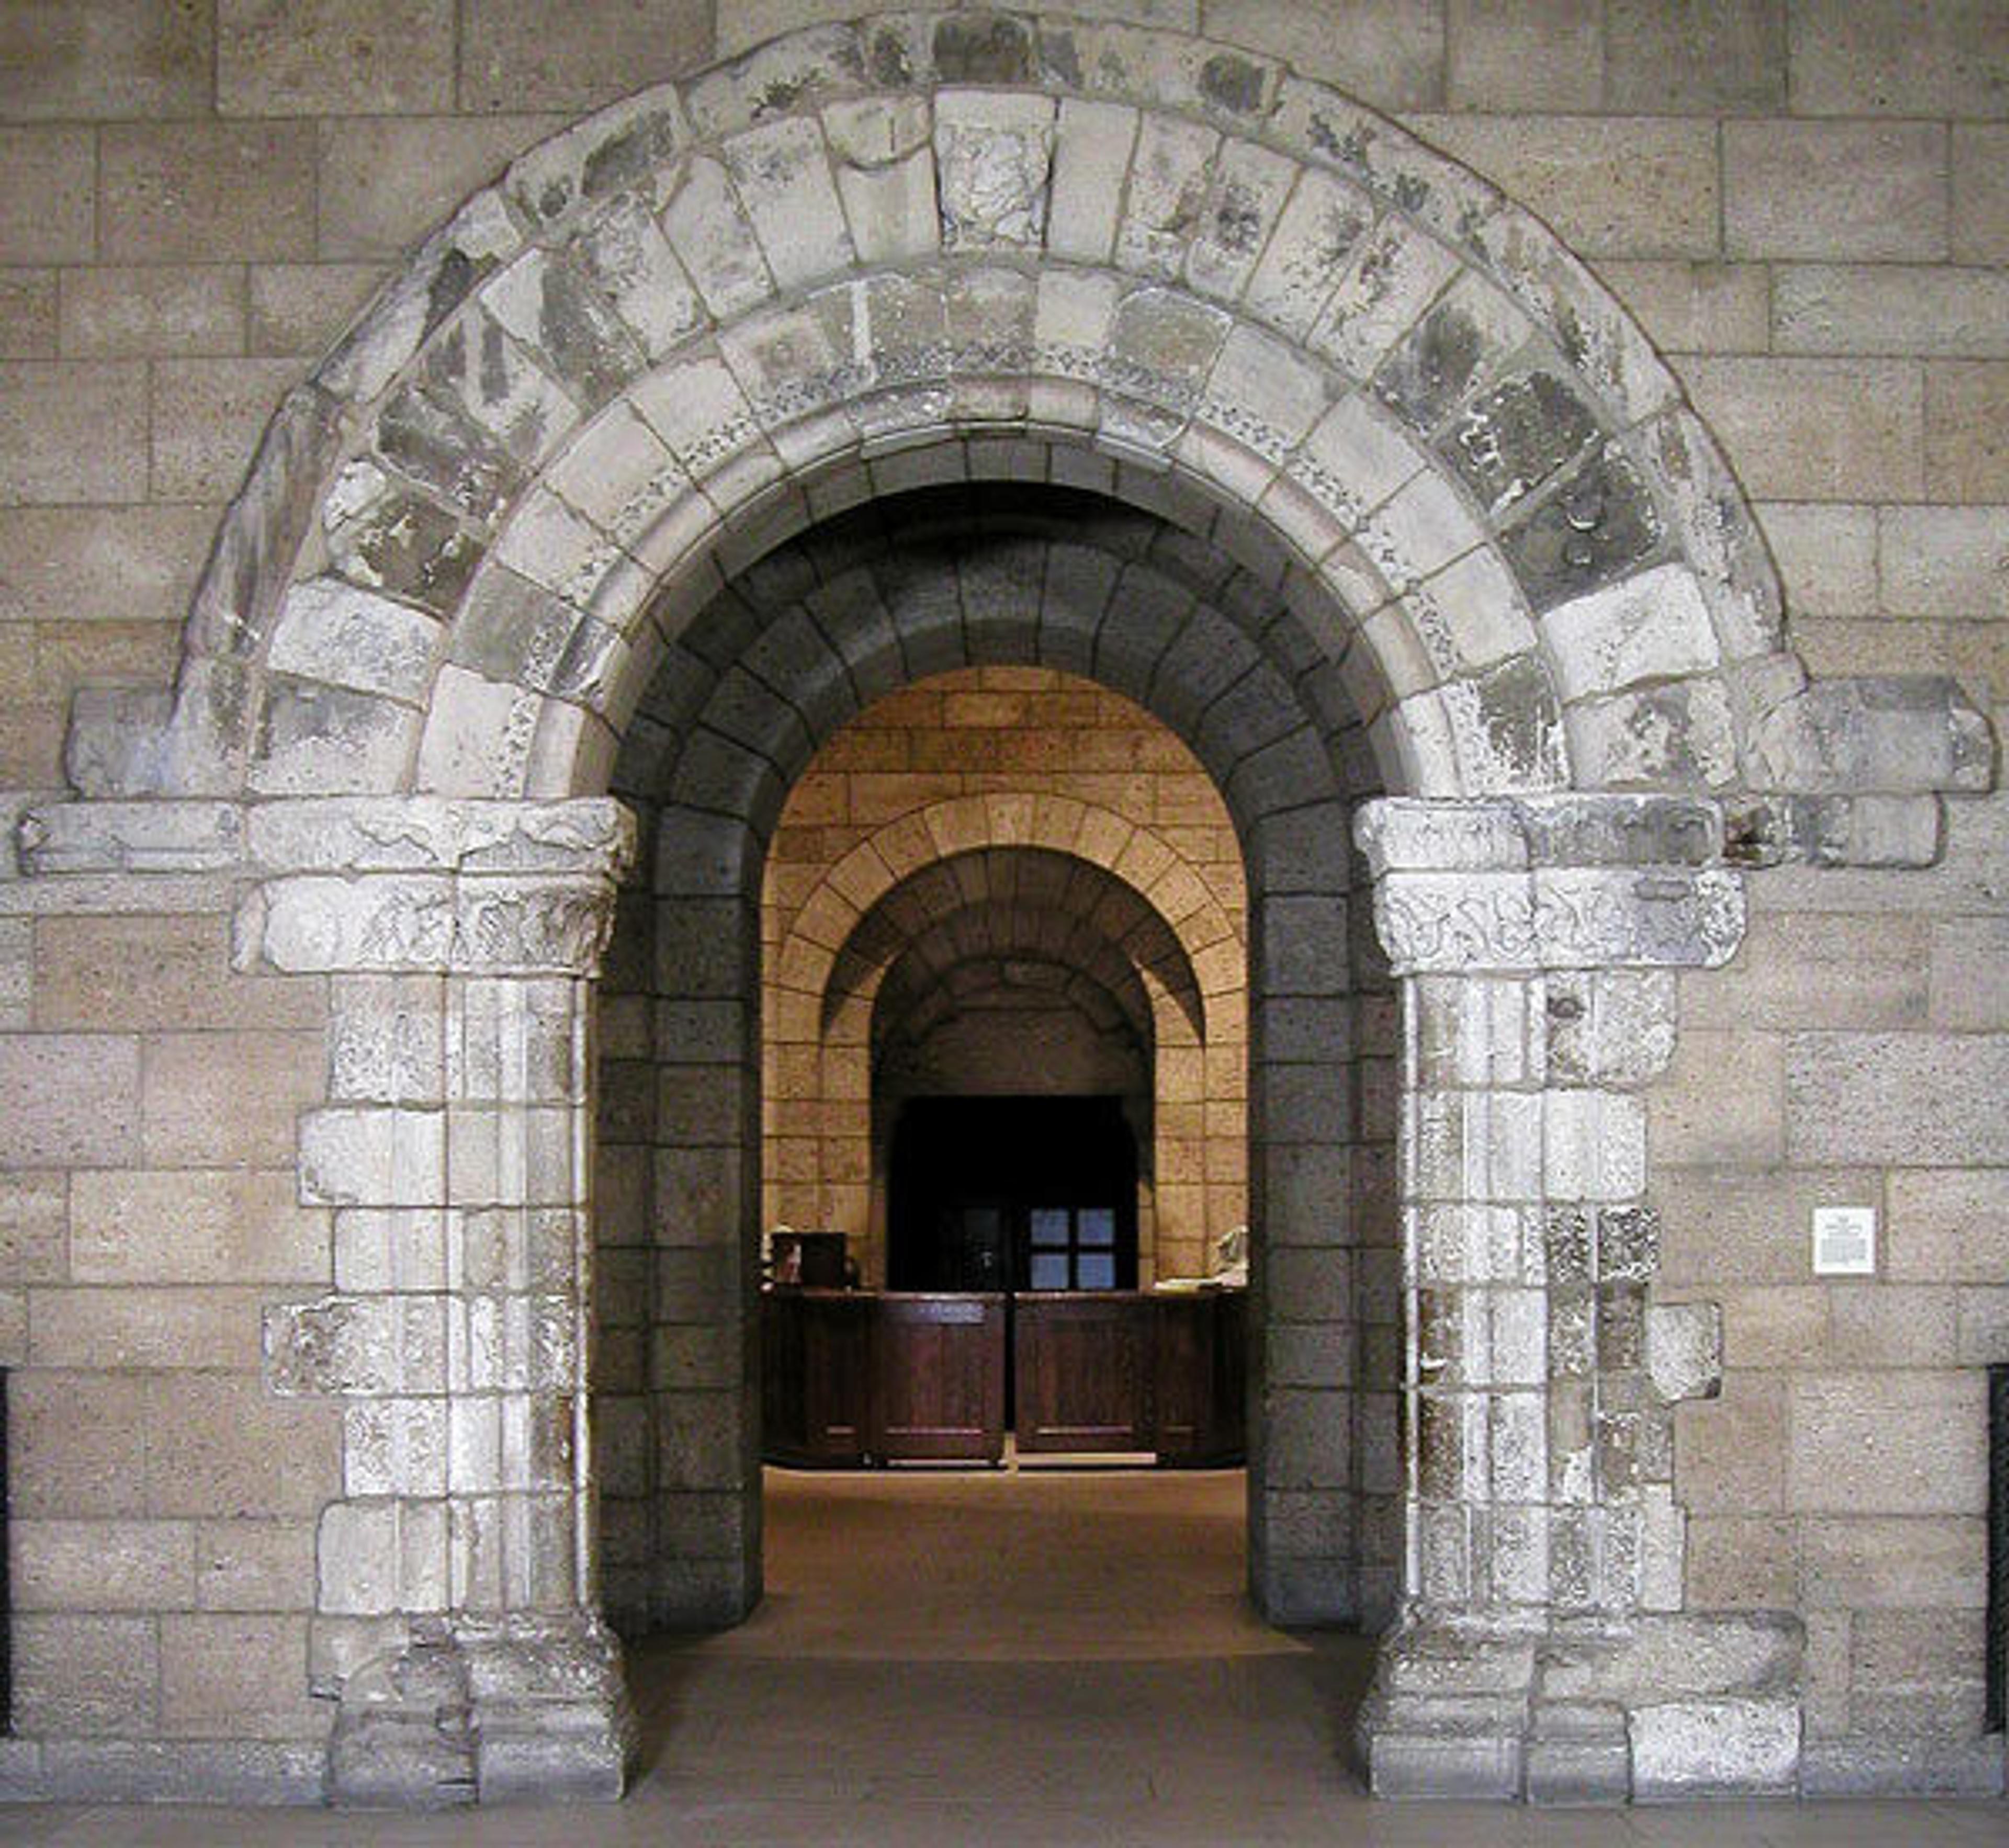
[759,663,1249,1283]
[0,0,2003,1801]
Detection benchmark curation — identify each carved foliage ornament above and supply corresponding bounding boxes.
[239,872,620,976]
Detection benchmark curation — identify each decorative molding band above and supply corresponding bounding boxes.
[1373,866,1744,975]
[1357,797,1745,974]
[16,796,636,882]
[237,871,620,976]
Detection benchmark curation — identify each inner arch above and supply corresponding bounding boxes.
[586,471,1387,1635]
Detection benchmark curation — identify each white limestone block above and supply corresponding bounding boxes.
[934,89,1055,250]
[1541,562,1722,703]
[1047,98,1137,265]
[661,155,774,322]
[721,116,854,290]
[270,578,443,705]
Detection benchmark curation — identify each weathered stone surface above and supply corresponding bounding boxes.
[562,205,698,370]
[1440,371,1600,519]
[0,1034,139,1165]
[1644,1301,1721,1403]
[936,90,1054,251]
[72,1168,327,1285]
[162,1613,324,1741]
[243,871,618,977]
[1952,122,2009,264]
[1628,1697,1799,1799]
[1880,504,2009,619]
[269,576,444,705]
[12,1518,193,1612]
[17,801,241,877]
[142,1027,324,1167]
[1374,865,1743,975]
[1593,258,1768,358]
[1800,1515,1987,1611]
[55,686,174,798]
[460,0,707,114]
[0,1,211,119]
[245,796,634,877]
[0,360,150,505]
[297,1106,446,1209]
[1499,447,1665,615]
[1726,121,1946,262]
[1678,356,1923,503]
[660,155,774,324]
[1606,0,1786,112]
[1789,0,2009,118]
[197,1519,318,1612]
[217,0,455,116]
[1543,969,1675,1086]
[58,263,243,358]
[145,1371,342,1521]
[1755,675,1993,795]
[0,1170,64,1285]
[1540,564,1719,704]
[150,355,304,502]
[32,1280,266,1369]
[1789,1370,1987,1516]
[1683,909,1930,1031]
[1888,1170,2009,1285]
[249,681,424,797]
[481,248,647,415]
[99,122,317,264]
[1802,1737,2006,1799]
[1777,265,2009,361]
[14,1614,160,1736]
[0,127,94,265]
[1404,113,1718,260]
[38,1739,326,1806]
[1786,1031,2009,1165]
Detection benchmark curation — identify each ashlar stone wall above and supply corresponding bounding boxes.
[0,904,344,1789]
[0,0,2003,1810]
[1646,827,2009,1793]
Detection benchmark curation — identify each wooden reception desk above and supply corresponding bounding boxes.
[761,1287,1246,1467]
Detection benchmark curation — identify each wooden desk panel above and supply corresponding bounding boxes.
[759,1288,1243,1467]
[871,1293,1008,1462]
[761,1289,872,1466]
[1013,1293,1154,1453]
[1153,1289,1248,1466]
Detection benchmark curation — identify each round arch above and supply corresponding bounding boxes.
[149,6,1798,818]
[60,5,1982,1809]
[775,792,1241,1045]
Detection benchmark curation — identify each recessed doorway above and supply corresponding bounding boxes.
[887,1096,1139,1295]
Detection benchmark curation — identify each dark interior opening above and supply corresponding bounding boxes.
[2,1368,10,1734]
[886,1096,1139,1294]
[1989,1364,2007,1733]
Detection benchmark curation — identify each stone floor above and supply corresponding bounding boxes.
[2,1466,2002,1844]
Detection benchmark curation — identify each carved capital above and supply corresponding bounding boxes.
[244,796,636,880]
[1357,796,1724,879]
[1358,797,1744,974]
[1372,866,1744,974]
[238,869,619,976]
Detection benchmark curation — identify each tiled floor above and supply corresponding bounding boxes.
[1,1467,2002,1845]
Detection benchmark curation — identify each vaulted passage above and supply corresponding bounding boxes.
[586,479,1387,1638]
